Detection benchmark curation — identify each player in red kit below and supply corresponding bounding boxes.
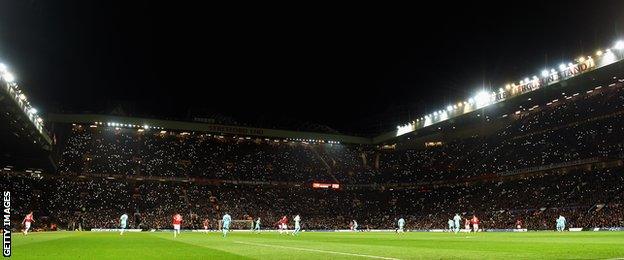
[203,218,210,234]
[464,218,470,231]
[22,211,35,235]
[470,215,480,233]
[276,216,288,235]
[172,213,182,238]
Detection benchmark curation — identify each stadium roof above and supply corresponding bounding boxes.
[1,68,54,171]
[46,113,371,145]
[381,40,624,143]
[45,52,624,146]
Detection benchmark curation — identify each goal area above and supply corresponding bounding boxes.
[218,220,254,230]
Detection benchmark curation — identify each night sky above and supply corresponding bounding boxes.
[1,1,623,135]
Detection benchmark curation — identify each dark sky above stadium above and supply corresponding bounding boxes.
[1,1,623,135]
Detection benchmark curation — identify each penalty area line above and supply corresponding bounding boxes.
[234,241,401,260]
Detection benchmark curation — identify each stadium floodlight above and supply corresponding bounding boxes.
[602,49,617,64]
[474,91,491,106]
[468,97,475,104]
[19,93,27,101]
[559,63,566,71]
[446,105,453,111]
[614,40,624,50]
[523,77,530,83]
[578,57,586,62]
[541,70,549,77]
[3,72,15,83]
[28,108,38,114]
[0,63,6,72]
[498,88,504,93]
[567,62,573,67]
[596,50,603,56]
[143,125,149,129]
[550,69,556,73]
[36,117,43,123]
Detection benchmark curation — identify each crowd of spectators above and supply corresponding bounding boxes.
[370,82,624,183]
[58,82,624,185]
[60,131,330,182]
[2,167,622,231]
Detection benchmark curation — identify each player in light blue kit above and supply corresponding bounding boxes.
[292,215,301,236]
[397,218,405,234]
[556,215,566,232]
[120,213,128,235]
[253,217,261,233]
[453,214,462,234]
[447,219,454,232]
[222,213,232,237]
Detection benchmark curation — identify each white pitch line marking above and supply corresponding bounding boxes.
[234,241,401,260]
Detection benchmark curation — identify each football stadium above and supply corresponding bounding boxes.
[2,1,624,259]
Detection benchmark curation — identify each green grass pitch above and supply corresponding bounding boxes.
[9,231,624,259]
